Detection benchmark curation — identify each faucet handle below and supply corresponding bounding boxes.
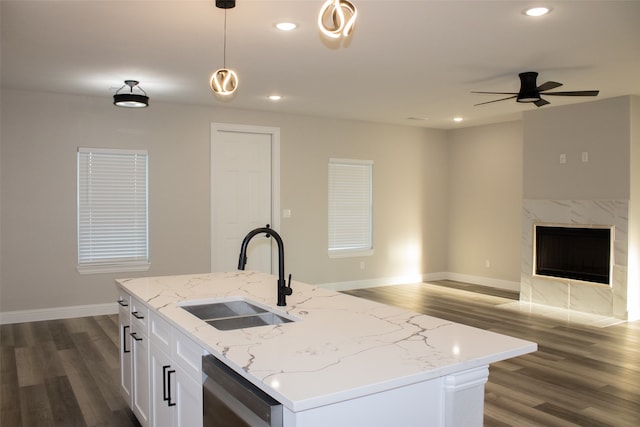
[284,273,293,295]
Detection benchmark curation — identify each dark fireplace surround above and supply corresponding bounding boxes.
[534,224,613,286]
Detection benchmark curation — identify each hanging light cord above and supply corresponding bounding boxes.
[223,8,228,68]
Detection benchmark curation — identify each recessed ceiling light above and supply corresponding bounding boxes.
[268,95,282,101]
[524,6,551,17]
[453,117,463,122]
[275,22,297,31]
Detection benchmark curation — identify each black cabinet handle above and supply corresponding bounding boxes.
[162,365,171,402]
[167,369,177,407]
[132,311,145,320]
[122,325,131,353]
[130,332,143,341]
[118,299,129,307]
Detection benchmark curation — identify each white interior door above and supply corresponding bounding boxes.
[211,124,280,273]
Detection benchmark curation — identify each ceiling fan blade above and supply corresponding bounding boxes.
[537,81,562,92]
[543,90,599,97]
[471,91,519,95]
[474,95,517,106]
[534,98,550,107]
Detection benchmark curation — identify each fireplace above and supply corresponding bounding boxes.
[534,224,613,285]
[522,199,628,319]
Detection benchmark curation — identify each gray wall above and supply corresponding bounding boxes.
[446,121,523,283]
[523,96,631,200]
[7,88,516,313]
[629,96,640,317]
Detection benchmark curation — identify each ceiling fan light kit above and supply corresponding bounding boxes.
[516,72,542,103]
[113,80,149,108]
[472,71,599,108]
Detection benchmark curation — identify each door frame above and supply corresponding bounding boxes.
[210,123,281,273]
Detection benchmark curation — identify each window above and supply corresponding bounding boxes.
[77,148,149,273]
[328,158,373,257]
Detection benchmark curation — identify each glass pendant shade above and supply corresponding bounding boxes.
[318,0,357,39]
[210,68,238,96]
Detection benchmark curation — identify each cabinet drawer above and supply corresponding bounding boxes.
[149,312,172,354]
[130,298,149,334]
[174,330,206,382]
[117,292,131,311]
[118,292,131,323]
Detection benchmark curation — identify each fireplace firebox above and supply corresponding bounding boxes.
[534,224,613,285]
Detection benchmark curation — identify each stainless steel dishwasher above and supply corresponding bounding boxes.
[202,355,283,427]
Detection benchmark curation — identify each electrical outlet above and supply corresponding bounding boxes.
[360,261,365,270]
[485,259,491,268]
[559,154,567,164]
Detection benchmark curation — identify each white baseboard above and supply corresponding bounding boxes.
[319,273,431,292]
[442,272,521,292]
[0,303,118,325]
[1,273,520,324]
[319,272,520,292]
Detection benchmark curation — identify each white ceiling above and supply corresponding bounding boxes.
[2,0,639,129]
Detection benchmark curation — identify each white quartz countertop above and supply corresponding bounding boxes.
[116,271,536,412]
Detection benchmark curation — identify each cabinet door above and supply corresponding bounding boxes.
[119,301,132,403]
[131,324,150,427]
[151,343,174,427]
[175,371,202,427]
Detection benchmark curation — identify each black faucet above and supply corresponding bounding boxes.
[237,226,293,306]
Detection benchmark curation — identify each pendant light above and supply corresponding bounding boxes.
[210,0,238,96]
[318,0,357,39]
[113,80,149,108]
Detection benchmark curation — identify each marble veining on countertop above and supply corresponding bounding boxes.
[117,271,536,412]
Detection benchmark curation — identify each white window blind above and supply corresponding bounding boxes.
[328,158,373,257]
[77,148,149,273]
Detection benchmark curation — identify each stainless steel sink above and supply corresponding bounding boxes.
[207,312,294,331]
[179,299,297,331]
[181,300,267,320]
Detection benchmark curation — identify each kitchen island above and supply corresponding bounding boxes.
[116,271,536,427]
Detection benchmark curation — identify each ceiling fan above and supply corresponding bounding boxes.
[472,71,599,107]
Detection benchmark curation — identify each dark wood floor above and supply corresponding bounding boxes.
[1,314,140,427]
[2,280,638,426]
[344,280,640,427]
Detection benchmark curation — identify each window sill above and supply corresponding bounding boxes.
[328,249,374,259]
[77,263,151,275]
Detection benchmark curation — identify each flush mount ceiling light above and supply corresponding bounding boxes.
[318,0,357,39]
[113,80,149,108]
[210,0,239,96]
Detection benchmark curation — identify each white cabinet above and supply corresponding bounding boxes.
[130,297,151,427]
[173,371,202,427]
[118,292,206,427]
[150,343,174,427]
[118,291,132,403]
[149,311,205,427]
[118,292,151,427]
